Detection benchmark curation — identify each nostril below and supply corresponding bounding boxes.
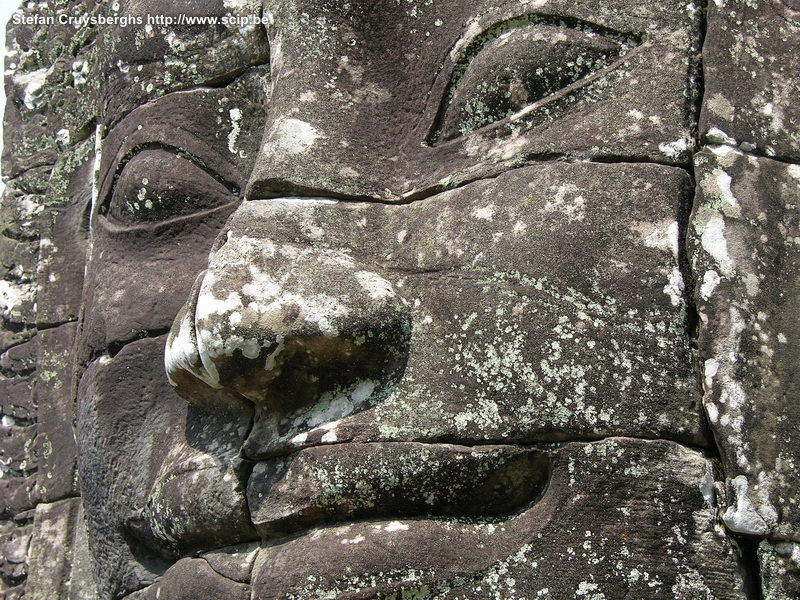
[165,233,411,427]
[165,270,252,412]
[164,270,210,394]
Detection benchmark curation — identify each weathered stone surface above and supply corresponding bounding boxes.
[26,498,96,600]
[0,519,32,587]
[0,336,37,375]
[0,329,35,359]
[98,0,269,128]
[3,1,99,180]
[0,186,42,241]
[0,375,35,424]
[251,437,744,599]
[701,0,800,161]
[4,0,799,597]
[1,2,101,599]
[689,147,800,540]
[0,475,38,520]
[8,168,51,196]
[0,234,37,290]
[198,162,707,458]
[35,140,93,327]
[0,425,36,476]
[200,542,260,584]
[0,582,26,600]
[247,0,701,202]
[5,1,99,71]
[77,336,256,600]
[0,196,37,328]
[34,323,79,502]
[760,540,800,600]
[121,557,251,600]
[0,281,36,327]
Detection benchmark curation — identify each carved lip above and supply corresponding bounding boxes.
[242,441,566,599]
[245,441,552,541]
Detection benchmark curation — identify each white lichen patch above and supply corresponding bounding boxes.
[71,60,88,88]
[706,127,737,146]
[290,432,308,446]
[0,280,35,320]
[227,107,246,157]
[544,184,586,222]
[700,217,734,276]
[703,358,719,392]
[340,534,365,544]
[15,66,48,110]
[714,170,737,207]
[355,271,396,299]
[723,475,768,536]
[290,379,379,434]
[196,290,244,324]
[663,268,685,307]
[658,138,688,159]
[351,380,376,403]
[308,396,353,428]
[483,135,530,163]
[706,93,735,121]
[339,166,359,178]
[223,0,260,10]
[700,269,721,299]
[574,580,606,599]
[267,117,323,155]
[55,128,70,147]
[631,219,680,259]
[299,90,317,102]
[671,570,715,599]
[471,204,495,221]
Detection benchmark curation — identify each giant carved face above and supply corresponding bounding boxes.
[7,0,798,597]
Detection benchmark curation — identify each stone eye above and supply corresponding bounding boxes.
[102,148,239,226]
[432,20,641,142]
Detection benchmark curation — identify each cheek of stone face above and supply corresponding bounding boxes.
[76,336,257,594]
[213,162,705,461]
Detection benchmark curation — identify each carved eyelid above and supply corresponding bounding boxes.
[100,143,241,227]
[428,14,645,144]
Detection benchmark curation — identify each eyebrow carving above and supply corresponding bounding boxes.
[427,14,646,144]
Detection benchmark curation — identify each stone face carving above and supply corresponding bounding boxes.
[2,0,799,599]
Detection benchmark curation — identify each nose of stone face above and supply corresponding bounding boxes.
[164,201,412,422]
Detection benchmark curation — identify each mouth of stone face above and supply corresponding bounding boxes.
[246,441,552,541]
[139,440,551,565]
[128,441,556,599]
